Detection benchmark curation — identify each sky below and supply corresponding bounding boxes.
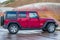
[0,0,7,3]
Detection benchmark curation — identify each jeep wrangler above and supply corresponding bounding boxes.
[3,11,58,34]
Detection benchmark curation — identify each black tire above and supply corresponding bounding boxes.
[8,24,19,34]
[46,23,56,33]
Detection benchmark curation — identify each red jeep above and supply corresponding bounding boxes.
[3,11,58,34]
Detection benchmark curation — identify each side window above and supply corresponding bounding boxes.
[19,12,26,18]
[29,13,38,18]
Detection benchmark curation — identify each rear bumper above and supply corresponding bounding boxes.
[3,25,8,29]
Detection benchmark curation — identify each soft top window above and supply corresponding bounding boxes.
[6,11,17,19]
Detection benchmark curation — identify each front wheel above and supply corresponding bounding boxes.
[8,24,19,34]
[46,23,56,33]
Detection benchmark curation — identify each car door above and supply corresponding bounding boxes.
[28,12,40,28]
[17,11,28,28]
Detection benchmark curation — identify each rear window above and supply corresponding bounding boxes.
[6,11,17,19]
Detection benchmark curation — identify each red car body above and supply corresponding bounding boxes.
[4,11,57,29]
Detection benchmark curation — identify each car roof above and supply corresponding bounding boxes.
[6,11,36,13]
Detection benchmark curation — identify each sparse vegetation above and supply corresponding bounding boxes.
[2,0,14,4]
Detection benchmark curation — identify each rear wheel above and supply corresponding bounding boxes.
[46,23,56,33]
[8,24,19,34]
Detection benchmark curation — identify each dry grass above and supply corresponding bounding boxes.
[5,0,60,7]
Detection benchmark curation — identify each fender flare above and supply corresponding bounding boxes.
[7,22,21,29]
[42,20,55,28]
